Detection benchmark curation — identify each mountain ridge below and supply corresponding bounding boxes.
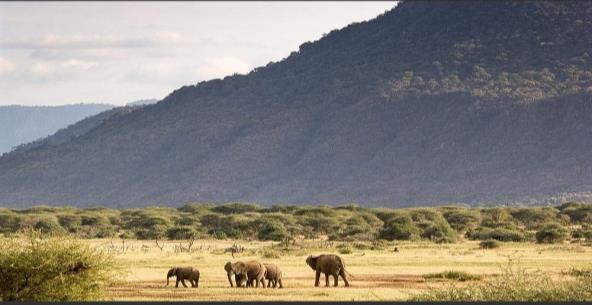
[0,0,591,207]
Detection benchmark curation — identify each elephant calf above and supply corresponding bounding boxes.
[306,254,350,287]
[263,263,284,288]
[166,266,200,288]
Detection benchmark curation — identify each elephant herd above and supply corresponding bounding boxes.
[166,254,350,289]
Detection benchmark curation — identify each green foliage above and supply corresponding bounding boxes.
[166,226,198,240]
[413,260,592,301]
[467,227,528,242]
[34,216,66,235]
[423,270,481,281]
[379,212,420,240]
[479,239,501,249]
[337,244,353,254]
[535,223,570,244]
[1,203,590,244]
[0,231,116,301]
[256,219,290,241]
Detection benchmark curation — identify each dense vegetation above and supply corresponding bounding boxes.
[0,230,116,301]
[1,203,590,244]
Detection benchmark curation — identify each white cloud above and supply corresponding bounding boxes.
[0,57,15,75]
[196,57,251,80]
[0,32,187,50]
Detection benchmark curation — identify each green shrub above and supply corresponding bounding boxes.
[0,212,25,234]
[479,239,501,249]
[413,261,592,301]
[337,244,353,254]
[34,216,66,235]
[467,227,527,242]
[261,249,281,259]
[423,270,481,281]
[535,223,569,244]
[0,231,116,301]
[166,226,197,240]
[256,220,290,241]
[379,213,420,240]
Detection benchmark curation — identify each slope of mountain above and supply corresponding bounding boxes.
[10,105,145,155]
[0,104,114,155]
[1,1,591,207]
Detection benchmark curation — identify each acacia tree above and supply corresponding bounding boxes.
[0,230,117,301]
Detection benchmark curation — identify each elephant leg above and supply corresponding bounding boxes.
[340,271,350,287]
[181,279,188,288]
[175,278,180,288]
[333,274,339,287]
[278,278,283,289]
[315,270,321,287]
[267,279,272,288]
[261,278,266,288]
[325,273,329,287]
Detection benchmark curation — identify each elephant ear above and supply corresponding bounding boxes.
[224,262,233,273]
[306,255,318,270]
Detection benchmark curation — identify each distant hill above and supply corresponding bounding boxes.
[126,99,158,107]
[0,104,114,155]
[1,1,592,207]
[10,105,146,155]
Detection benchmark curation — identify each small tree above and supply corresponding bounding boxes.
[0,230,116,301]
[535,223,569,244]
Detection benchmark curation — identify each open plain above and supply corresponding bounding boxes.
[94,239,592,301]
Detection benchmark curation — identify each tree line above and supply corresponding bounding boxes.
[0,202,591,244]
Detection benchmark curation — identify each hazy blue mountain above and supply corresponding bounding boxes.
[1,1,591,207]
[0,104,114,155]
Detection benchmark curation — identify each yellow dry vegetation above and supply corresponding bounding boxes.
[91,239,592,301]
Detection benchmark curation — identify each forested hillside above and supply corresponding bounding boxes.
[0,1,591,207]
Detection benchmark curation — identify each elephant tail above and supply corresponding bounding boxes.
[337,256,354,279]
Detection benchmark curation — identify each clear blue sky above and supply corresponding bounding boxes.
[0,2,396,106]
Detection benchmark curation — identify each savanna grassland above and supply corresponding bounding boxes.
[97,238,592,301]
[2,202,592,301]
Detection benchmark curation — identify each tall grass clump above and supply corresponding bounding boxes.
[423,271,481,281]
[0,230,117,301]
[413,259,592,301]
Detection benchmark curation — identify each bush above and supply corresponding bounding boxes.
[379,213,420,240]
[0,212,25,234]
[166,226,197,240]
[337,244,353,254]
[261,249,281,259]
[256,220,291,241]
[423,270,481,281]
[413,260,592,301]
[535,223,569,244]
[34,216,66,235]
[0,231,116,301]
[479,239,501,249]
[467,227,527,242]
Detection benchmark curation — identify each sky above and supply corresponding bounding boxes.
[0,2,396,106]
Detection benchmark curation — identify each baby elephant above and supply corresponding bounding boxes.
[245,263,283,288]
[166,266,200,288]
[263,263,284,288]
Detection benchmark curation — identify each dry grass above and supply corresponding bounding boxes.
[86,239,592,301]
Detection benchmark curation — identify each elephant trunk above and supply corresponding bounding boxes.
[227,272,234,287]
[166,276,170,286]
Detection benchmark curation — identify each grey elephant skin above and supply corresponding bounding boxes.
[263,263,284,288]
[166,266,200,288]
[224,261,267,288]
[306,254,350,287]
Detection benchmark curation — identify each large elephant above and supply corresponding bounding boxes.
[224,261,267,288]
[166,266,200,288]
[263,263,284,288]
[306,254,350,287]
